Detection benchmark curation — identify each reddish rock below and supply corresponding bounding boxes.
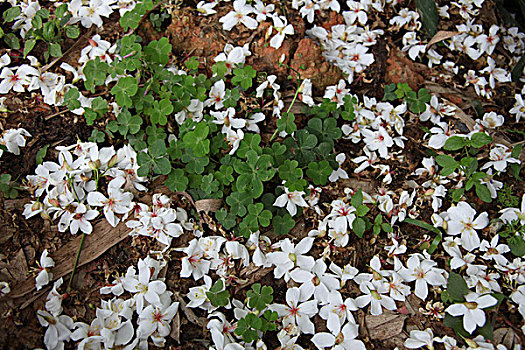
[319,11,345,31]
[246,23,293,79]
[385,47,424,91]
[289,38,344,91]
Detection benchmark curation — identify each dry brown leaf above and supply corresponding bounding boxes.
[365,311,407,341]
[8,218,131,300]
[427,31,460,48]
[494,328,521,349]
[170,310,181,343]
[9,249,29,281]
[177,296,207,327]
[195,199,223,213]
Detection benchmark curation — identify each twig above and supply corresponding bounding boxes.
[45,109,69,120]
[41,27,95,73]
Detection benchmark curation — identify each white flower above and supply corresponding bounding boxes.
[481,144,520,172]
[290,258,340,304]
[445,292,497,333]
[68,203,99,235]
[355,280,397,315]
[270,287,318,334]
[219,0,258,31]
[479,235,510,265]
[447,202,489,251]
[267,237,315,281]
[509,94,525,122]
[37,310,73,350]
[196,0,217,15]
[206,79,226,109]
[36,249,55,291]
[123,259,167,312]
[399,255,447,301]
[212,107,246,133]
[137,302,179,339]
[404,328,434,349]
[186,275,213,310]
[274,187,308,216]
[1,128,31,155]
[269,15,294,49]
[311,322,366,350]
[481,111,504,129]
[361,127,394,158]
[45,278,65,317]
[0,281,10,296]
[0,65,38,93]
[214,45,247,74]
[180,238,211,280]
[253,0,274,22]
[78,0,114,28]
[329,153,349,182]
[319,291,357,334]
[500,194,525,225]
[87,177,133,227]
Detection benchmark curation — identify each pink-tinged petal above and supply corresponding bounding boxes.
[311,332,335,349]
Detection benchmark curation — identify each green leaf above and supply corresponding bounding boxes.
[48,43,62,58]
[276,112,297,135]
[232,65,257,90]
[447,272,469,302]
[149,139,167,158]
[403,218,442,235]
[144,37,172,66]
[4,33,20,50]
[415,0,439,38]
[352,217,366,238]
[206,279,230,307]
[356,205,370,217]
[273,214,295,235]
[35,144,49,165]
[509,235,525,257]
[475,183,492,203]
[3,6,21,22]
[183,123,210,157]
[148,98,173,125]
[470,132,493,148]
[24,39,36,58]
[226,191,252,217]
[185,56,199,71]
[383,83,397,101]
[166,168,188,192]
[444,136,468,151]
[247,283,274,311]
[351,190,363,208]
[451,188,464,202]
[395,83,412,98]
[111,76,139,108]
[42,21,56,42]
[306,161,332,185]
[65,25,80,39]
[436,155,458,175]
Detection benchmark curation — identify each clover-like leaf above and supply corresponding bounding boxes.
[183,123,210,157]
[111,76,138,108]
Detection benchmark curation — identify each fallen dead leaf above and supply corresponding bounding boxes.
[9,249,29,281]
[494,328,521,349]
[170,310,181,343]
[194,199,223,213]
[365,311,407,341]
[8,218,131,300]
[176,296,207,328]
[427,31,460,48]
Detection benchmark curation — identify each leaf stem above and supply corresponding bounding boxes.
[67,231,86,292]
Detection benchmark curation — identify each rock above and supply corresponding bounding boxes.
[385,47,424,91]
[289,38,344,91]
[319,11,345,31]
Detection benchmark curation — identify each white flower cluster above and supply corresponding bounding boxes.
[23,142,147,234]
[126,193,194,248]
[306,2,383,84]
[36,256,179,350]
[0,127,31,158]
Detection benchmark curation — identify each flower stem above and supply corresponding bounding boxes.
[269,83,301,142]
[67,232,86,293]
